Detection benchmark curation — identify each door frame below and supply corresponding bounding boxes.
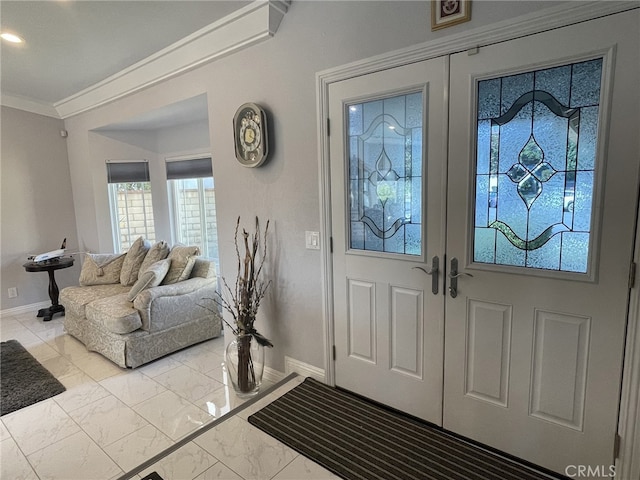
[316,1,639,475]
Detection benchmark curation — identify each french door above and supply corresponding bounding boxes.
[330,57,448,424]
[329,11,639,475]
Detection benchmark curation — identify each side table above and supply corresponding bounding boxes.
[23,256,75,321]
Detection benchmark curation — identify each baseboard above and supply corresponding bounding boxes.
[263,366,286,384]
[284,355,325,382]
[0,301,49,319]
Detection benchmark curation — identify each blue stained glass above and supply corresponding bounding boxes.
[349,104,363,136]
[476,175,489,226]
[411,177,422,223]
[351,222,365,249]
[532,102,569,171]
[561,232,589,272]
[573,171,594,232]
[474,228,496,263]
[348,91,423,256]
[405,224,421,255]
[528,173,564,239]
[478,78,501,120]
[498,105,532,174]
[576,107,599,170]
[570,59,603,107]
[534,65,571,106]
[527,235,561,270]
[496,233,525,266]
[473,58,601,274]
[501,72,534,115]
[406,92,423,128]
[477,120,491,174]
[497,174,528,239]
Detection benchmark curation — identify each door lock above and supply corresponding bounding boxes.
[448,257,473,298]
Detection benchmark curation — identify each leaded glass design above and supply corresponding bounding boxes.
[348,92,423,255]
[474,59,602,273]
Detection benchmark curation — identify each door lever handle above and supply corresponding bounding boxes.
[449,272,473,279]
[412,256,439,295]
[413,266,436,275]
[449,257,472,298]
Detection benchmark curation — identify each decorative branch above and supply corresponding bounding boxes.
[201,216,273,348]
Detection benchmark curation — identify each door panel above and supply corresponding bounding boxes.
[329,57,448,425]
[445,11,639,473]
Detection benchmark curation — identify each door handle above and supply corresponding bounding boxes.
[448,257,473,298]
[413,256,439,295]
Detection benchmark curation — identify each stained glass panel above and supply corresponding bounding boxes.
[473,58,602,273]
[348,91,423,255]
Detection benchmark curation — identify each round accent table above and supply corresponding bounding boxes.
[23,256,75,321]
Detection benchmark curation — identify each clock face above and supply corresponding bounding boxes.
[233,103,268,167]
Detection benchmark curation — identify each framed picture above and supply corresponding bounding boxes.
[431,0,471,30]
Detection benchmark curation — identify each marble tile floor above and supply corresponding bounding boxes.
[1,310,338,480]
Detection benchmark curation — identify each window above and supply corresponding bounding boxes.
[106,161,155,252]
[166,157,219,268]
[473,58,602,273]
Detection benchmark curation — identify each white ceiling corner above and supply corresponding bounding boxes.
[50,0,289,119]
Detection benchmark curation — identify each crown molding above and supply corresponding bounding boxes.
[1,94,61,118]
[53,0,289,119]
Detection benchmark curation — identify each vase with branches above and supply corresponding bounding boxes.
[212,216,273,397]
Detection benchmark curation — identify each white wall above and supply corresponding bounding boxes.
[0,106,80,310]
[63,1,558,372]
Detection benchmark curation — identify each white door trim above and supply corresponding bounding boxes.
[316,1,639,476]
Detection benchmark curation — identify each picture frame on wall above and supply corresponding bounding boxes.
[431,0,471,30]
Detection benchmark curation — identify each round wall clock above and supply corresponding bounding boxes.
[233,103,269,167]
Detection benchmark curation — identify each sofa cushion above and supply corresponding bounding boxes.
[190,258,216,279]
[120,236,151,286]
[161,245,200,285]
[139,241,170,274]
[60,284,130,318]
[86,293,142,334]
[79,253,126,286]
[127,258,172,301]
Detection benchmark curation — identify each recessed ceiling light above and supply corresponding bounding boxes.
[1,32,24,44]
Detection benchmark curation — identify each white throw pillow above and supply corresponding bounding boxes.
[126,258,172,301]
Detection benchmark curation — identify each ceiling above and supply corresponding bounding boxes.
[0,0,251,126]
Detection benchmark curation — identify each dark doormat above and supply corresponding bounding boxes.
[1,339,66,416]
[249,377,563,480]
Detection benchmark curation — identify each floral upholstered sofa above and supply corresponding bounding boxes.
[60,238,222,368]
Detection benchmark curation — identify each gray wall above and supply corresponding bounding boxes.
[57,2,551,371]
[0,106,81,310]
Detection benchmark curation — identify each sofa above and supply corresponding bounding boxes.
[60,238,222,368]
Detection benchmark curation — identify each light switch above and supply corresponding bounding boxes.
[305,231,320,250]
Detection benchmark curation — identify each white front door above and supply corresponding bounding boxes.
[444,12,639,473]
[329,10,639,475]
[329,57,448,425]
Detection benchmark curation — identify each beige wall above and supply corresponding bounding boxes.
[0,106,80,309]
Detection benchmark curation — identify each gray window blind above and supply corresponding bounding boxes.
[106,161,150,183]
[166,157,213,180]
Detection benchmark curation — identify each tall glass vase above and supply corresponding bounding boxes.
[224,333,264,398]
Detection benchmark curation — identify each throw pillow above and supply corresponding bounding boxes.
[79,253,126,286]
[120,236,151,286]
[126,258,172,301]
[139,241,170,274]
[161,245,200,285]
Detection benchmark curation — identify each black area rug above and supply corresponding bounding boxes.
[248,377,560,480]
[1,339,66,416]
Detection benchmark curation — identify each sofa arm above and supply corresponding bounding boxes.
[133,277,218,332]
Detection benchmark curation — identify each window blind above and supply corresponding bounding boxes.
[106,161,150,183]
[166,157,213,180]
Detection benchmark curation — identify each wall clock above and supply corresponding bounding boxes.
[233,103,269,167]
